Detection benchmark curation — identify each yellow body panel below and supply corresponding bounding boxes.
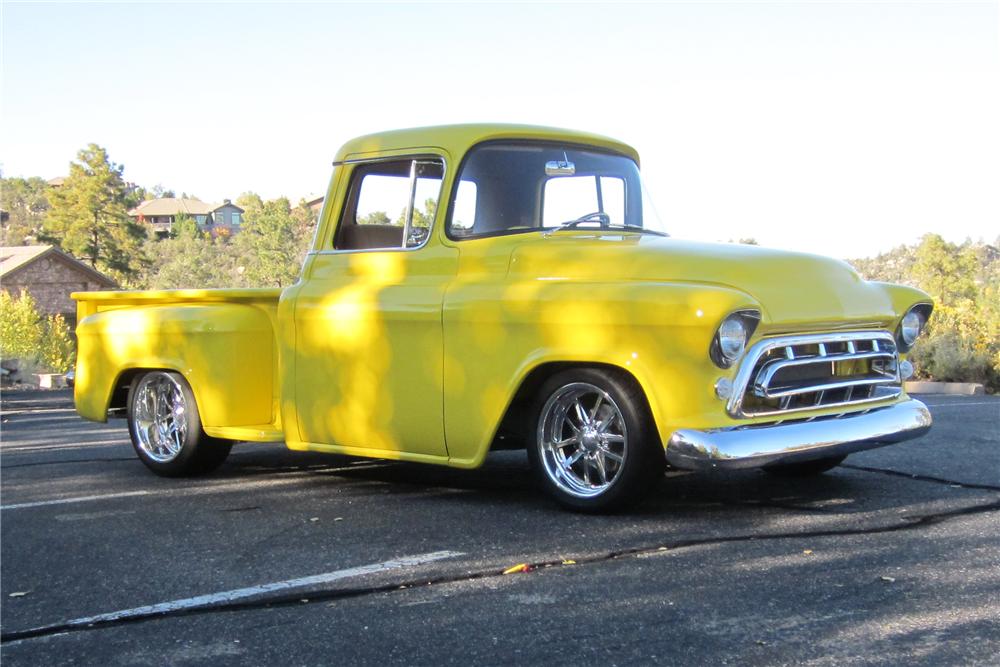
[288,244,458,457]
[73,290,281,429]
[73,124,931,471]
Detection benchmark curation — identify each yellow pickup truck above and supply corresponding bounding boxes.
[73,124,933,511]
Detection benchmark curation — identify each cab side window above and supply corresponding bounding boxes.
[334,159,444,250]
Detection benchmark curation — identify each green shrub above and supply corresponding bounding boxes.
[910,331,999,389]
[39,313,75,373]
[0,291,42,361]
[0,291,76,374]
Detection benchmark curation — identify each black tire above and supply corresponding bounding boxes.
[126,370,232,477]
[527,367,664,512]
[763,454,846,477]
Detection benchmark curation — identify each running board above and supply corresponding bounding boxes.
[203,424,285,443]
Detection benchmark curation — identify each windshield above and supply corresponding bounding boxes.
[448,142,667,239]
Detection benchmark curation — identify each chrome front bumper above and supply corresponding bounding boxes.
[665,399,932,471]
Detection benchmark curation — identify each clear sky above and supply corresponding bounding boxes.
[2,1,997,258]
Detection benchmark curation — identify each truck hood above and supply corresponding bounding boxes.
[507,233,896,328]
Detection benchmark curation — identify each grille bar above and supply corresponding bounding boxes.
[754,349,897,398]
[758,376,899,400]
[727,331,901,419]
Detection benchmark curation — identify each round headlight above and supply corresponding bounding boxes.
[710,310,760,369]
[717,316,748,364]
[900,310,923,347]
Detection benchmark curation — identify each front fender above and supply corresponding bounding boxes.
[442,279,759,467]
[871,282,934,329]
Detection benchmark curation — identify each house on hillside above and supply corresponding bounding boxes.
[209,200,244,235]
[128,198,244,237]
[0,245,117,328]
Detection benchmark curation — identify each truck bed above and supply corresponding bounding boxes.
[72,288,285,441]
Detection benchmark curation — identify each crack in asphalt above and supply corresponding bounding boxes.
[4,497,998,645]
[719,498,839,514]
[841,464,1000,492]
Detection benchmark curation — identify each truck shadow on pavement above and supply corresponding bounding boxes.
[215,444,974,519]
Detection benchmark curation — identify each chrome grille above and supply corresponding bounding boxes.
[728,331,901,418]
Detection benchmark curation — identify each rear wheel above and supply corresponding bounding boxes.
[763,454,846,477]
[528,368,664,512]
[127,371,232,476]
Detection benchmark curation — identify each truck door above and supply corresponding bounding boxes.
[292,157,457,458]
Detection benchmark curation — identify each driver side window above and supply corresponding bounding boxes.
[335,159,444,251]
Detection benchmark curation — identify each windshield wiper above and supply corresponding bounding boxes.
[543,212,668,237]
[541,211,612,232]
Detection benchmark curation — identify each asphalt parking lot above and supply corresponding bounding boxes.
[1,389,998,666]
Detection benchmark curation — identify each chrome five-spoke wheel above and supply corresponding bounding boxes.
[131,372,189,463]
[537,382,628,498]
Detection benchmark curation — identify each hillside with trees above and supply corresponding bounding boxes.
[1,143,320,380]
[0,176,50,246]
[3,144,997,390]
[2,144,320,291]
[848,235,1000,391]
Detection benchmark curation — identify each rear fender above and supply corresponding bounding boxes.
[75,303,275,427]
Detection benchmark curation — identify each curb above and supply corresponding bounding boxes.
[905,381,986,396]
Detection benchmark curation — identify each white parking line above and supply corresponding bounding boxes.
[0,408,79,417]
[923,402,998,408]
[2,439,131,453]
[1,462,398,511]
[66,551,465,626]
[1,491,152,511]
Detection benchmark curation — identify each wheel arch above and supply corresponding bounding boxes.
[109,367,153,414]
[109,366,190,415]
[491,360,660,452]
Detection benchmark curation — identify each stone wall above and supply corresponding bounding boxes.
[2,255,110,321]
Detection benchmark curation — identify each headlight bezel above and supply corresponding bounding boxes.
[710,310,761,369]
[895,303,933,353]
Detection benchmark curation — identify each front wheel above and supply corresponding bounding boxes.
[528,368,664,512]
[127,371,232,477]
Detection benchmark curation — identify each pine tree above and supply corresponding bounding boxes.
[42,144,147,283]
